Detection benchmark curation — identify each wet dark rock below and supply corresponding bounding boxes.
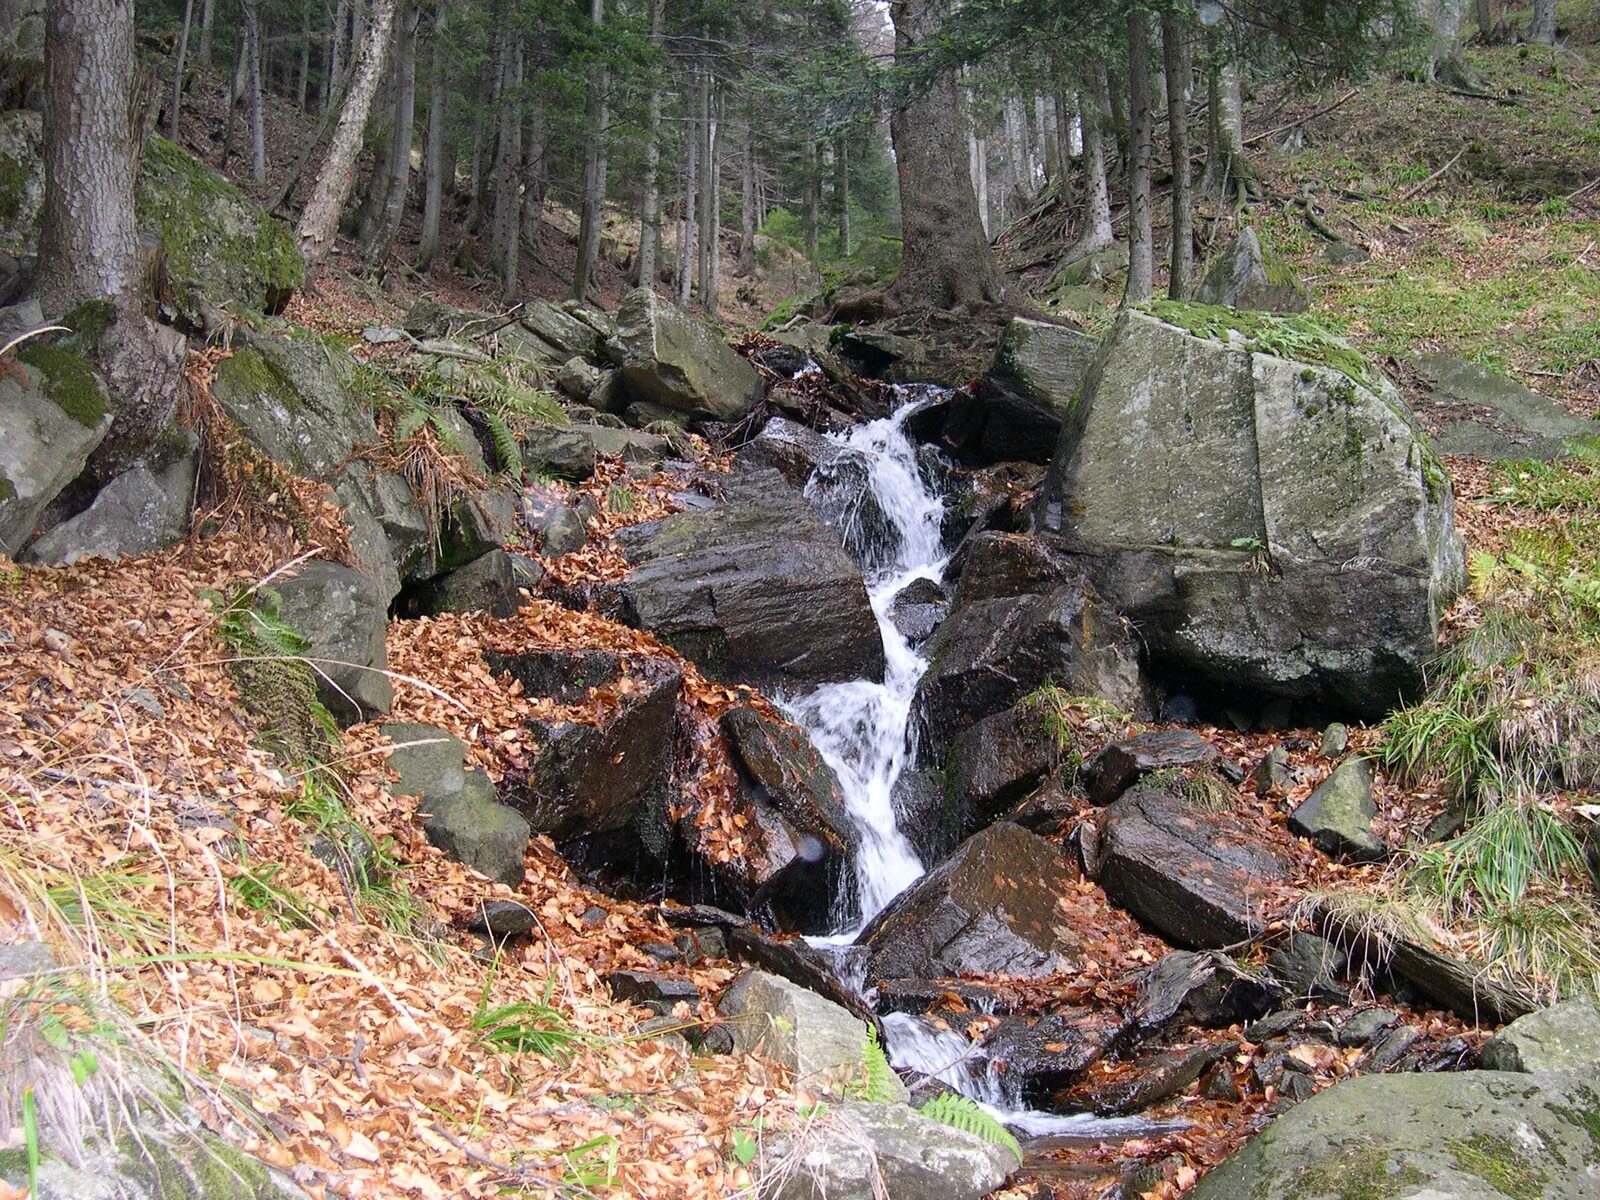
[659,901,748,930]
[944,701,1062,838]
[980,1010,1108,1097]
[969,318,1101,464]
[1355,1024,1422,1073]
[1246,1010,1306,1042]
[941,461,1044,553]
[674,926,727,964]
[1266,933,1350,1003]
[886,577,949,646]
[947,530,1078,607]
[734,415,835,487]
[1005,772,1080,839]
[617,468,885,690]
[1337,1008,1401,1048]
[1133,950,1282,1034]
[889,767,954,866]
[913,576,1147,749]
[411,549,520,618]
[605,970,700,1015]
[873,979,1016,1018]
[466,900,538,940]
[750,343,811,378]
[1204,1066,1241,1101]
[1091,782,1293,949]
[857,822,1081,982]
[1277,1066,1317,1104]
[521,495,589,556]
[1288,757,1385,862]
[488,650,682,842]
[1062,1041,1238,1115]
[639,941,681,963]
[520,427,598,481]
[1081,730,1220,807]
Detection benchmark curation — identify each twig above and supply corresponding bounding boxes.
[1393,146,1467,204]
[1243,88,1358,147]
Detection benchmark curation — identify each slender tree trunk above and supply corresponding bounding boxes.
[636,0,664,289]
[1069,67,1114,258]
[706,87,722,315]
[572,0,608,302]
[677,108,696,305]
[168,0,192,140]
[244,0,266,183]
[488,27,521,303]
[698,71,717,308]
[1125,10,1153,303]
[520,103,547,240]
[362,0,418,267]
[297,8,312,109]
[1529,0,1556,42]
[40,0,184,480]
[834,135,850,257]
[328,0,349,104]
[1200,48,1252,202]
[1162,9,1193,300]
[1475,0,1495,39]
[414,0,447,270]
[1037,94,1059,185]
[802,137,820,274]
[296,0,399,277]
[734,127,755,276]
[462,106,487,233]
[198,0,213,68]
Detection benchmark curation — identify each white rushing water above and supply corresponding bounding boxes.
[779,387,947,930]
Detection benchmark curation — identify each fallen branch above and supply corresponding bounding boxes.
[1393,146,1467,204]
[1243,88,1358,147]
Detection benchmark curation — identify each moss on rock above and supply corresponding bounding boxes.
[1144,300,1378,391]
[17,342,110,428]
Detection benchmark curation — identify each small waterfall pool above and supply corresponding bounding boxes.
[776,385,1178,1141]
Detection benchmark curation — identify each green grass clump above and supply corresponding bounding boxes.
[1142,300,1380,391]
[470,973,586,1062]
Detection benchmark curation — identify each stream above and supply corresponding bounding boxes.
[778,386,1177,1140]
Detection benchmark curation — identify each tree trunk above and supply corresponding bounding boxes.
[677,78,697,305]
[414,0,448,271]
[244,0,266,184]
[296,7,312,110]
[1200,49,1252,202]
[1424,0,1468,81]
[488,29,522,304]
[1475,0,1495,39]
[296,0,399,277]
[706,87,722,315]
[802,138,819,275]
[362,0,418,269]
[1125,10,1153,304]
[972,129,989,238]
[520,103,547,241]
[571,0,608,302]
[834,135,850,257]
[1037,94,1059,186]
[698,73,718,309]
[885,0,1002,311]
[168,0,192,140]
[198,0,213,68]
[40,0,184,480]
[1162,8,1193,300]
[636,0,664,289]
[1529,0,1556,42]
[734,127,755,277]
[328,0,349,105]
[1069,66,1114,258]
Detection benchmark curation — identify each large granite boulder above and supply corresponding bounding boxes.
[137,137,303,328]
[972,317,1099,464]
[913,573,1147,748]
[1481,997,1600,1075]
[1034,307,1464,717]
[1190,1071,1600,1200]
[209,331,431,602]
[520,297,603,362]
[0,345,112,555]
[1194,227,1309,313]
[944,701,1062,838]
[1416,352,1596,461]
[22,445,196,565]
[487,649,682,842]
[1090,780,1293,948]
[610,287,764,421]
[856,822,1081,981]
[760,1101,1018,1200]
[617,469,885,690]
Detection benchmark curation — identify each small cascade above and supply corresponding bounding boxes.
[780,387,949,929]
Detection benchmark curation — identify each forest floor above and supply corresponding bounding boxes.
[5,17,1600,1200]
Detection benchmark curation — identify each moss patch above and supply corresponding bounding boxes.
[1143,300,1379,391]
[1447,1133,1550,1200]
[1280,1142,1425,1200]
[17,342,109,428]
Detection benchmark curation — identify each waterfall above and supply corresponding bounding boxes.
[779,387,948,932]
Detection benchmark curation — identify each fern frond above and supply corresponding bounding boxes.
[394,405,429,442]
[483,411,524,479]
[851,1029,900,1103]
[425,408,464,453]
[917,1094,1020,1159]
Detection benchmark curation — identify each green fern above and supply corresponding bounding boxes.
[482,410,524,479]
[846,1029,900,1103]
[917,1094,1021,1159]
[204,585,334,765]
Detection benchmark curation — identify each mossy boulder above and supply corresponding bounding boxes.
[137,137,302,328]
[0,1129,306,1200]
[610,287,764,422]
[971,317,1100,464]
[0,348,112,555]
[1190,1071,1600,1200]
[0,107,41,250]
[1196,227,1310,314]
[1034,308,1464,718]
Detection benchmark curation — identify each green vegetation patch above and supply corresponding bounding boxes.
[17,341,109,428]
[1280,1142,1424,1200]
[1447,1133,1549,1200]
[1142,300,1379,390]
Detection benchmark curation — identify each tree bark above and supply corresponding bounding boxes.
[1069,66,1114,258]
[296,6,312,110]
[885,0,1002,311]
[488,28,522,304]
[1200,48,1252,202]
[834,135,850,257]
[40,0,183,479]
[734,127,755,277]
[1529,0,1556,42]
[198,0,213,68]
[1162,9,1193,300]
[244,0,266,184]
[1474,0,1495,39]
[1424,0,1468,81]
[706,86,722,315]
[636,0,664,289]
[571,0,608,302]
[414,0,448,271]
[296,0,399,278]
[520,103,547,242]
[677,76,697,305]
[802,137,819,275]
[168,0,192,140]
[363,0,418,269]
[698,72,718,309]
[1037,94,1059,186]
[1125,10,1153,304]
